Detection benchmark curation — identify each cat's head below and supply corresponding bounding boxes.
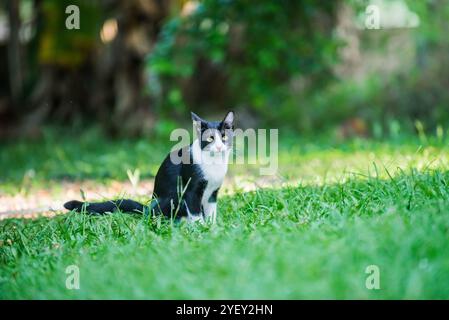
[191,111,235,153]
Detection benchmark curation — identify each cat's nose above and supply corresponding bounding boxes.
[216,145,222,151]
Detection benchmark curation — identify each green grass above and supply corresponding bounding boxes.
[1,129,449,299]
[0,127,170,195]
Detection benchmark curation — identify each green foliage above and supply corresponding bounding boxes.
[281,0,449,132]
[39,0,102,66]
[393,0,449,127]
[4,0,449,136]
[148,0,341,116]
[147,0,449,131]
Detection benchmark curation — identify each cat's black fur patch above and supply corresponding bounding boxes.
[150,145,208,218]
[208,189,219,203]
[64,199,145,215]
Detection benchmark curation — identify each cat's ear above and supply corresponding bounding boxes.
[191,112,204,131]
[191,112,203,123]
[222,111,234,129]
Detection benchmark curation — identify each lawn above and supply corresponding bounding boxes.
[1,129,449,299]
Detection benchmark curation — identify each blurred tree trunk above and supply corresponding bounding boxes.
[20,0,170,137]
[92,0,170,136]
[7,0,23,104]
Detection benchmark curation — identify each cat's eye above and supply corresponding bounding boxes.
[206,136,214,143]
[222,135,228,141]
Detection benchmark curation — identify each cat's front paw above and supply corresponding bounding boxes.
[186,212,204,224]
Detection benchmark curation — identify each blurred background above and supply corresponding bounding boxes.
[3,0,449,298]
[1,0,448,139]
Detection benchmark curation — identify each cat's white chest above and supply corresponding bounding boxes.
[191,140,229,206]
[199,154,228,204]
[200,160,227,185]
[200,160,226,223]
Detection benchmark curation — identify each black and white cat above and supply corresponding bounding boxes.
[64,111,235,223]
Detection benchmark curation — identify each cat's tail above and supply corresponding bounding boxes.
[64,199,150,215]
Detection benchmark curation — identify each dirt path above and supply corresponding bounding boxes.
[0,179,155,220]
[0,175,289,220]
